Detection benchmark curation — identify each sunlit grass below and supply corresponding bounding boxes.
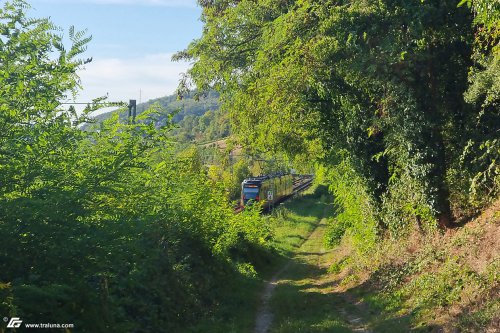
[266,188,355,332]
[269,188,332,256]
[187,186,333,333]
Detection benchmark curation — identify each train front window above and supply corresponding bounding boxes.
[243,187,259,199]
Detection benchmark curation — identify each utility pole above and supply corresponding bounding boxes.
[128,99,137,124]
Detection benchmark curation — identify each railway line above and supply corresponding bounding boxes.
[292,175,314,194]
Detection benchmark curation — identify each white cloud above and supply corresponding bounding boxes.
[33,0,197,7]
[74,53,190,111]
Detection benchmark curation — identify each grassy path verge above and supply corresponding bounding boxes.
[267,216,366,332]
[264,194,500,333]
[255,188,368,333]
[187,189,499,333]
[254,189,337,333]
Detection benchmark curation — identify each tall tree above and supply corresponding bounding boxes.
[0,0,92,198]
[460,0,500,204]
[177,0,480,231]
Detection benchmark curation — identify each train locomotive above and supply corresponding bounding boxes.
[241,174,293,209]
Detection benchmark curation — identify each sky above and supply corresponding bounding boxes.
[27,0,202,111]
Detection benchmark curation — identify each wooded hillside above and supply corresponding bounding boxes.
[86,90,229,143]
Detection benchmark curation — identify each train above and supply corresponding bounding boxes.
[241,174,293,209]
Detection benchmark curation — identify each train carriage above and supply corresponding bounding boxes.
[241,174,293,209]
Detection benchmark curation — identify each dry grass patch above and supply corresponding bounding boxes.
[324,198,500,332]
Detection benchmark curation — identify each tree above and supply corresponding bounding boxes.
[459,0,500,204]
[1,2,271,331]
[0,0,93,198]
[177,0,496,233]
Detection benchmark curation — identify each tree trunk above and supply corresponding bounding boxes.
[431,127,454,229]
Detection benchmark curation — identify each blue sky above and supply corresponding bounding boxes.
[28,0,202,109]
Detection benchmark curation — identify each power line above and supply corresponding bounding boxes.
[59,102,126,105]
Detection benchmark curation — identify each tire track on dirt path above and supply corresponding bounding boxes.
[254,212,324,333]
[254,216,371,333]
[254,262,290,333]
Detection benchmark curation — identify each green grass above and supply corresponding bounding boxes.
[187,275,261,333]
[270,250,353,333]
[186,185,334,333]
[266,188,354,332]
[192,187,500,333]
[270,191,331,256]
[196,186,498,333]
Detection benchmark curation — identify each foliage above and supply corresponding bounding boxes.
[86,90,226,145]
[398,259,481,309]
[457,298,500,332]
[207,157,252,201]
[459,0,500,206]
[90,90,220,127]
[178,0,499,244]
[0,3,270,332]
[323,159,378,253]
[174,107,230,143]
[327,209,500,332]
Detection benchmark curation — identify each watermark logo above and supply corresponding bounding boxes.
[3,316,74,329]
[5,317,23,328]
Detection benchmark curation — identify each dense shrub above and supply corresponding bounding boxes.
[0,3,268,331]
[323,161,378,254]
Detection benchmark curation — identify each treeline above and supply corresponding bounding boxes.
[173,107,230,143]
[177,0,499,244]
[0,2,270,332]
[87,90,228,143]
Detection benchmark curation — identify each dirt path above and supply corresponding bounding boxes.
[254,219,371,333]
[254,262,290,333]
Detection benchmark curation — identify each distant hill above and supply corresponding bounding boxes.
[84,90,229,143]
[88,90,219,124]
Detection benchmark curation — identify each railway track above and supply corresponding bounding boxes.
[292,175,313,194]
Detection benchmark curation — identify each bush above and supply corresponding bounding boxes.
[0,4,269,331]
[323,161,379,255]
